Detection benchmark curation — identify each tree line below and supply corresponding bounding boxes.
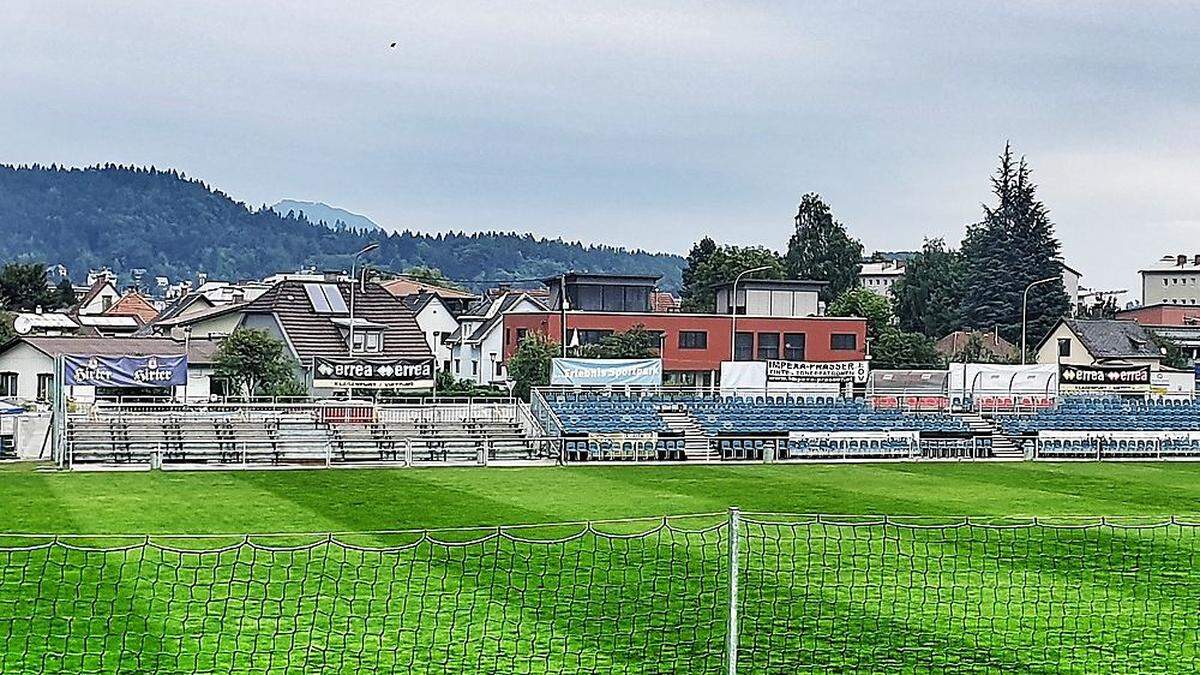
[0,164,686,292]
[679,143,1072,368]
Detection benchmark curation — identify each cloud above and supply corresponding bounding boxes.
[1,1,1197,298]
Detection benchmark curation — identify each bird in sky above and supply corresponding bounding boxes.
[389,42,397,48]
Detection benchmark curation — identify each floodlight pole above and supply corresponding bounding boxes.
[1020,276,1058,364]
[729,266,771,362]
[349,243,380,357]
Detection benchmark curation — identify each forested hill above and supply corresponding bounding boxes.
[0,165,684,290]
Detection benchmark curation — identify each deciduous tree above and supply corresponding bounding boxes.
[785,193,863,303]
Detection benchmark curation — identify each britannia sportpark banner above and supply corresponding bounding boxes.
[766,360,869,384]
[312,357,435,389]
[1059,363,1151,394]
[550,358,663,387]
[64,354,187,388]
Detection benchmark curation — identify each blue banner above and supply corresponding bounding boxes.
[550,358,662,387]
[64,354,187,388]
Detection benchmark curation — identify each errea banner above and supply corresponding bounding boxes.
[64,354,187,388]
[766,360,869,384]
[312,357,434,389]
[1059,363,1150,393]
[550,358,663,387]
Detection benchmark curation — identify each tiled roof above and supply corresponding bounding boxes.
[934,330,1018,359]
[105,292,159,324]
[380,277,477,300]
[446,292,547,345]
[650,291,680,313]
[154,293,215,323]
[1062,319,1161,359]
[241,280,432,361]
[73,278,116,314]
[8,336,222,364]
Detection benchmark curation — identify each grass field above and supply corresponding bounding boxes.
[5,461,1200,533]
[3,461,1200,672]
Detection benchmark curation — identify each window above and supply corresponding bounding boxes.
[783,333,806,361]
[577,329,613,345]
[679,330,708,349]
[0,372,16,397]
[831,333,858,351]
[734,332,754,361]
[1057,337,1071,358]
[601,286,624,312]
[364,331,382,353]
[36,374,53,402]
[516,328,528,343]
[471,360,478,375]
[574,285,603,310]
[494,360,503,377]
[352,331,366,352]
[756,332,780,360]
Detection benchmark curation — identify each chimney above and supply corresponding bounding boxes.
[1178,254,1187,267]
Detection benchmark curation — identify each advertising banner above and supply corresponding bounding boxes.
[1059,363,1150,393]
[766,360,869,384]
[64,354,187,388]
[550,358,662,387]
[312,357,435,389]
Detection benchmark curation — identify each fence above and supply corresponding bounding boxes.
[2,512,1198,673]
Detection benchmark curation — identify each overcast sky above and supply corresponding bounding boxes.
[3,2,1197,296]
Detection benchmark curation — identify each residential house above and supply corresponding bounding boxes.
[402,292,460,373]
[447,291,548,386]
[858,261,905,297]
[0,335,222,404]
[1035,319,1163,369]
[235,279,433,394]
[934,330,1018,362]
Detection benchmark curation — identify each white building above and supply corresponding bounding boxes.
[402,293,460,372]
[447,292,547,386]
[0,336,221,405]
[1060,262,1082,316]
[75,279,121,316]
[1140,254,1200,306]
[857,261,905,297]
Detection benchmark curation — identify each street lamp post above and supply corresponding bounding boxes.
[1020,276,1059,364]
[729,266,772,362]
[349,243,380,356]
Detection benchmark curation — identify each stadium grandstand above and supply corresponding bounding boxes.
[62,399,557,469]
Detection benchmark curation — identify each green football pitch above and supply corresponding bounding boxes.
[5,461,1200,533]
[2,461,1200,672]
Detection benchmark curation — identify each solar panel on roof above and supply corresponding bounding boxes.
[303,283,332,313]
[321,284,348,313]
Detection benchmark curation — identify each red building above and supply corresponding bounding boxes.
[501,273,867,386]
[1116,303,1200,327]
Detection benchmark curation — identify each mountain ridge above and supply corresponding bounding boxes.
[0,164,684,291]
[269,199,382,232]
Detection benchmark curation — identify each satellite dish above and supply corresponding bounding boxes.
[12,316,31,335]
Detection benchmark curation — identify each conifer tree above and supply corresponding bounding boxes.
[960,145,1070,344]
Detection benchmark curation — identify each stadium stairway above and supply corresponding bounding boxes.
[957,412,1024,460]
[659,410,718,461]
